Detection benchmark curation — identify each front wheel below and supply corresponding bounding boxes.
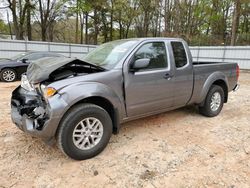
[0,68,17,82]
[199,85,224,117]
[57,103,113,160]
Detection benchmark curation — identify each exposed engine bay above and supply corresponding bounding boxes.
[47,59,105,82]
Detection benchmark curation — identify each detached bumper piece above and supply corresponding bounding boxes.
[233,84,240,92]
[11,86,48,133]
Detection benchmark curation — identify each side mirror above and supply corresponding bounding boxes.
[21,58,29,63]
[130,58,150,71]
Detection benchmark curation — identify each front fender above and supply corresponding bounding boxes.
[198,71,229,104]
[54,82,125,120]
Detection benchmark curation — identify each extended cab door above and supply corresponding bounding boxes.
[169,41,193,107]
[124,41,174,117]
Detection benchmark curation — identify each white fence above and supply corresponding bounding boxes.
[0,39,96,59]
[190,46,250,70]
[0,39,249,69]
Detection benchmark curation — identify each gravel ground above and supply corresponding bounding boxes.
[0,72,249,188]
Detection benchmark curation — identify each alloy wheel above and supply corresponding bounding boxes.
[72,117,104,150]
[2,70,16,82]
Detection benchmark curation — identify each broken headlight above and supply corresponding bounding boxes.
[21,74,35,91]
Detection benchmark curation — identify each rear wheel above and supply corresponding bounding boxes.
[199,85,224,117]
[0,68,17,82]
[57,103,112,160]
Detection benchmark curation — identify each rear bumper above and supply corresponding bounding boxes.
[11,86,67,143]
[233,84,240,92]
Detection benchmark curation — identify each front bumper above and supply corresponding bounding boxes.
[11,86,67,143]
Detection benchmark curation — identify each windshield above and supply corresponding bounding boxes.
[10,52,31,61]
[83,40,138,69]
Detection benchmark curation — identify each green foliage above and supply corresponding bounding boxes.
[0,19,9,34]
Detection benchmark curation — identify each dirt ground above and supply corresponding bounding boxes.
[0,72,249,188]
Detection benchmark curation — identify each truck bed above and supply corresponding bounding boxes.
[189,62,238,104]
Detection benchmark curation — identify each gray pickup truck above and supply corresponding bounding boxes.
[11,38,239,160]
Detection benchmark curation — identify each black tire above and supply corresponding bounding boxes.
[199,85,224,117]
[57,103,113,160]
[0,68,17,82]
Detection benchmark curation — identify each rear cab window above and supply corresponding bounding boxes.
[171,42,187,68]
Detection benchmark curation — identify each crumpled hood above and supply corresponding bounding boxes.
[26,57,105,84]
[26,57,77,84]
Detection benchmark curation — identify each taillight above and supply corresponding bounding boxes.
[236,64,240,81]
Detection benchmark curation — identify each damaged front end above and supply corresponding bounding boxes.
[11,79,67,144]
[10,77,58,143]
[11,57,106,143]
[11,85,47,131]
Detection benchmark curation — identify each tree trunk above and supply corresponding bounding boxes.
[164,0,171,34]
[143,11,149,37]
[8,0,26,40]
[38,0,50,41]
[231,0,241,46]
[26,0,32,40]
[38,0,45,41]
[125,22,132,38]
[85,13,88,44]
[101,10,108,42]
[41,26,47,41]
[93,9,98,45]
[48,23,54,42]
[75,0,79,43]
[119,21,122,39]
[110,0,113,41]
[80,13,84,44]
[118,11,122,39]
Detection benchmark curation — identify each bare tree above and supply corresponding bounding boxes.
[75,0,79,43]
[36,0,65,41]
[231,0,241,45]
[26,0,33,40]
[7,0,28,40]
[110,0,114,41]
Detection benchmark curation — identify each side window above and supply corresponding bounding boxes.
[133,42,168,70]
[171,42,187,68]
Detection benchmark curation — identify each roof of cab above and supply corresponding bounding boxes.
[113,37,184,43]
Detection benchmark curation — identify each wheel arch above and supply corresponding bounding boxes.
[1,67,18,73]
[198,72,229,106]
[57,96,120,137]
[75,96,120,134]
[212,79,228,103]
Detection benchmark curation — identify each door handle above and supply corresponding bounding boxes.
[163,73,173,80]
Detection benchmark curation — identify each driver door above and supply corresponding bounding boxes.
[124,41,174,117]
